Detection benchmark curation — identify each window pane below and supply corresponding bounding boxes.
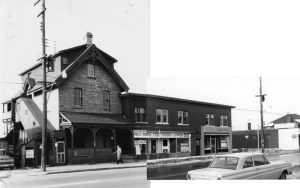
[253,155,269,166]
[243,157,254,168]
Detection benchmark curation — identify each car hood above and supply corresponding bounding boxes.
[188,168,235,180]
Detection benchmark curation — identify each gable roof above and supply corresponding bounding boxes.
[55,44,129,92]
[21,44,129,93]
[271,114,300,124]
[19,44,118,76]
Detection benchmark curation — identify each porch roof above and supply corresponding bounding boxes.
[61,111,133,125]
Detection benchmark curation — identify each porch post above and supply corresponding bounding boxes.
[112,128,116,152]
[70,127,74,157]
[92,128,97,163]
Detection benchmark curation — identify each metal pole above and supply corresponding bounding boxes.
[259,77,265,153]
[41,0,47,172]
[257,124,260,152]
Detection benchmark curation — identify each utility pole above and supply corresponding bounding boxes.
[34,0,47,172]
[255,77,266,153]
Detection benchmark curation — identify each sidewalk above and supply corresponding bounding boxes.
[0,161,146,178]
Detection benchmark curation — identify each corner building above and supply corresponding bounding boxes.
[1,33,234,167]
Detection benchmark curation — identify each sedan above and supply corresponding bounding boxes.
[186,152,292,180]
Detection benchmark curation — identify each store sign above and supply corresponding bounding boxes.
[134,140,147,145]
[134,130,190,138]
[26,149,34,159]
[203,125,230,133]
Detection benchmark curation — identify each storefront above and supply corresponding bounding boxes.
[200,125,232,155]
[133,130,191,159]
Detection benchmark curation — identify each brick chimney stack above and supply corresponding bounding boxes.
[86,32,93,47]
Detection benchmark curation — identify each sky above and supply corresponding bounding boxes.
[1,0,300,132]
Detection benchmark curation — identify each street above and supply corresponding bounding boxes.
[148,152,300,180]
[0,167,149,188]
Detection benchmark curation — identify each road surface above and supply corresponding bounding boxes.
[148,152,300,180]
[0,167,149,188]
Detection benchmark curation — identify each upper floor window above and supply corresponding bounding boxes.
[178,111,189,125]
[103,90,110,109]
[87,64,95,78]
[135,107,146,122]
[205,114,214,125]
[62,56,69,65]
[47,59,54,72]
[156,109,168,124]
[220,115,228,126]
[74,88,82,106]
[2,102,11,113]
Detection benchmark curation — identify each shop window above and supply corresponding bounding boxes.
[178,111,189,125]
[135,107,146,122]
[74,88,82,106]
[220,115,228,126]
[177,138,190,152]
[103,90,110,109]
[205,114,214,125]
[163,140,168,146]
[156,109,168,124]
[87,63,95,78]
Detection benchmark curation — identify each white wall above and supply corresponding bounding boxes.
[275,123,296,129]
[278,128,300,150]
[32,88,59,130]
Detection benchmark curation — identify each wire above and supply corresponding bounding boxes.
[0,82,24,85]
[233,108,284,116]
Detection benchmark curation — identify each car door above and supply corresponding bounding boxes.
[234,157,261,179]
[252,155,272,179]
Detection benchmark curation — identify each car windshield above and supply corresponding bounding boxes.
[209,157,238,170]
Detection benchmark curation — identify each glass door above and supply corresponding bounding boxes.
[56,141,65,163]
[211,137,216,154]
[151,140,157,153]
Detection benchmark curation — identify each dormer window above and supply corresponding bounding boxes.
[87,64,95,78]
[62,56,69,65]
[47,60,54,72]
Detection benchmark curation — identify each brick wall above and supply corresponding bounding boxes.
[59,59,123,114]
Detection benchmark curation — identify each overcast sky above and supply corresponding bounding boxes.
[1,0,300,133]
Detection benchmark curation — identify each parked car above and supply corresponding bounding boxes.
[186,152,292,180]
[0,149,14,170]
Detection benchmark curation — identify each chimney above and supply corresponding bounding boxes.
[248,122,251,131]
[86,32,93,47]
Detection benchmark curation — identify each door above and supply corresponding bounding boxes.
[56,141,65,164]
[162,139,169,153]
[150,140,157,154]
[211,138,216,154]
[196,139,200,155]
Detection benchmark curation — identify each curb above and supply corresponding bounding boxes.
[46,164,146,175]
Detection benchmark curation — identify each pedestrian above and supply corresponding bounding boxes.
[115,145,124,164]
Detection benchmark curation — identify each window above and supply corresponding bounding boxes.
[253,155,269,166]
[220,115,228,126]
[243,157,254,168]
[209,157,238,170]
[156,109,168,124]
[62,56,69,64]
[87,64,95,78]
[7,102,11,112]
[178,111,189,124]
[47,59,54,72]
[103,90,110,109]
[135,107,146,122]
[74,88,82,106]
[205,114,214,125]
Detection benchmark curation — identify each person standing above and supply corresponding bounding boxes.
[115,145,124,164]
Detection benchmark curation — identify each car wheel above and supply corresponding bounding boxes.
[279,172,287,179]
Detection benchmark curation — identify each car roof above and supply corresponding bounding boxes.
[213,152,263,159]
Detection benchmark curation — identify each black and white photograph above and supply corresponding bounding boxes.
[1,0,300,188]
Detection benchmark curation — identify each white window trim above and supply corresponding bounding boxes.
[205,114,214,125]
[135,107,148,123]
[156,109,169,124]
[178,111,189,125]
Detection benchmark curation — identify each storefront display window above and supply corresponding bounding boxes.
[134,139,147,155]
[177,138,189,152]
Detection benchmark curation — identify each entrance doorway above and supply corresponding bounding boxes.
[162,139,169,153]
[56,141,65,164]
[196,139,200,155]
[150,140,157,153]
[211,137,216,154]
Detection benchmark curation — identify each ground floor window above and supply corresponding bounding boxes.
[177,138,190,152]
[134,139,148,155]
[204,135,230,155]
